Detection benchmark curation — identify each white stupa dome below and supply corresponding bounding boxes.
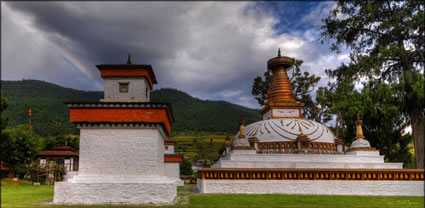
[234,118,336,144]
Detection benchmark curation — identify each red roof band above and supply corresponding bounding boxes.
[164,154,183,163]
[69,108,173,136]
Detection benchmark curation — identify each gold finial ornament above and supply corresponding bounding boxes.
[127,53,132,64]
[355,113,365,139]
[278,48,281,57]
[239,113,246,139]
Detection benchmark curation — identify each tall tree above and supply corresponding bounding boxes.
[0,92,8,131]
[326,66,415,167]
[321,1,424,168]
[252,59,332,123]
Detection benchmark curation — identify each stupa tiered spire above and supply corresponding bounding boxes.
[260,49,304,119]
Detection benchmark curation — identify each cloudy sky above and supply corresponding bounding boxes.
[1,1,349,109]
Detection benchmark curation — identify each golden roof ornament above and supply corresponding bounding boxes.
[355,113,365,139]
[239,112,246,139]
[349,113,375,151]
[127,53,132,64]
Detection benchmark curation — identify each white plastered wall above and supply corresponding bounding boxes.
[165,145,175,154]
[78,128,164,177]
[102,78,150,102]
[164,162,180,179]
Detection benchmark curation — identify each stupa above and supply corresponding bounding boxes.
[198,50,424,196]
[54,55,180,204]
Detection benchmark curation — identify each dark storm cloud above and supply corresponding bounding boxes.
[2,2,347,109]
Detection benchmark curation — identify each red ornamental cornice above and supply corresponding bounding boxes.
[164,154,183,163]
[96,64,157,89]
[38,151,79,156]
[66,102,174,136]
[164,140,177,146]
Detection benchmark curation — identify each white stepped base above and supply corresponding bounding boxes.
[213,151,403,169]
[197,179,424,196]
[54,176,178,205]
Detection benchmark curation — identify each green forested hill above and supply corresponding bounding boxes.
[1,79,261,136]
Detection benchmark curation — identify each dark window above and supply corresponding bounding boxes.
[119,82,129,93]
[56,159,64,166]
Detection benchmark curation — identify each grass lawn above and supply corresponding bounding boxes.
[1,180,423,208]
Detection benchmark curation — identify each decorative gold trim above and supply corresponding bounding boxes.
[232,146,256,150]
[258,141,338,153]
[346,147,376,152]
[197,168,424,181]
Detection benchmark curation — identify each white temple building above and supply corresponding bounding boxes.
[54,55,181,204]
[198,50,424,196]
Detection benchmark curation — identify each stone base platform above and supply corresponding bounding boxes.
[212,151,403,169]
[197,179,424,196]
[54,176,178,205]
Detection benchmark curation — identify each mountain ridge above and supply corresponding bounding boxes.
[1,79,261,136]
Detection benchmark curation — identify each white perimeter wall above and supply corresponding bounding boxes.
[78,128,164,176]
[198,179,424,196]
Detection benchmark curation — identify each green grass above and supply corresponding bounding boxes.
[1,179,54,208]
[2,180,424,208]
[189,194,424,208]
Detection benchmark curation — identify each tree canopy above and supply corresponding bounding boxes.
[321,0,424,168]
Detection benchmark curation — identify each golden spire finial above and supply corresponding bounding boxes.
[278,48,281,57]
[127,53,132,64]
[239,112,246,139]
[355,113,365,139]
[240,112,245,126]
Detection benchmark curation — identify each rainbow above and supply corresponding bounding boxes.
[59,48,103,90]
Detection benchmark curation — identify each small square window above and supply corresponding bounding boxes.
[119,83,129,93]
[165,146,169,150]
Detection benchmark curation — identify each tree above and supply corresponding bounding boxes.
[180,158,193,176]
[252,59,332,123]
[42,135,79,151]
[321,1,424,168]
[1,92,8,131]
[1,125,42,177]
[326,68,415,167]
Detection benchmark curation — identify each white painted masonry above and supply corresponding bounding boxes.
[165,145,175,154]
[78,128,164,176]
[54,126,179,204]
[55,180,176,204]
[164,162,184,186]
[102,78,150,102]
[197,179,424,196]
